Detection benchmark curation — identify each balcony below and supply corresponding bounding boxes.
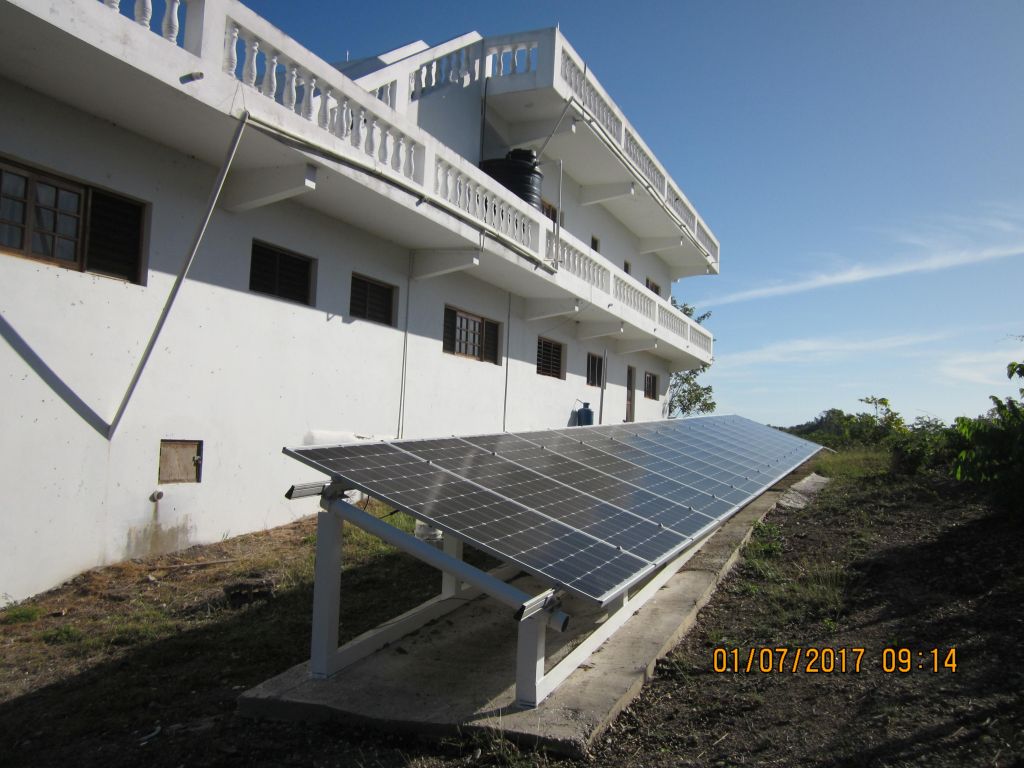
[0,0,712,369]
[356,27,721,281]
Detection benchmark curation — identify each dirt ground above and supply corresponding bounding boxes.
[1,451,1021,767]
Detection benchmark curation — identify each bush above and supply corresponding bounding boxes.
[952,361,1024,504]
[887,417,960,475]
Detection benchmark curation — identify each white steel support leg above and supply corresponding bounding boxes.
[441,535,464,597]
[515,614,546,708]
[310,509,343,679]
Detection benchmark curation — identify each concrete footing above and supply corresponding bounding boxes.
[238,468,823,757]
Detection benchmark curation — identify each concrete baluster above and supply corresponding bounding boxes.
[283,63,298,110]
[242,35,259,87]
[223,23,239,75]
[261,51,278,99]
[134,0,152,28]
[319,88,332,129]
[162,0,180,42]
[365,117,377,159]
[300,73,316,121]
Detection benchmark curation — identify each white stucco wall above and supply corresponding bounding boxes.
[0,77,672,603]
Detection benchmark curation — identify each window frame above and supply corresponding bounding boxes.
[590,235,601,253]
[443,305,501,365]
[623,260,631,275]
[536,336,565,379]
[586,352,604,387]
[645,277,662,297]
[0,157,147,284]
[644,371,659,400]
[349,272,397,327]
[248,240,317,306]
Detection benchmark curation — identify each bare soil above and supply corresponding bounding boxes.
[1,454,1021,767]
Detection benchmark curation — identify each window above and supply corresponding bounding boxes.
[541,199,564,226]
[443,306,500,364]
[645,277,662,297]
[159,439,203,484]
[590,235,601,253]
[644,371,659,400]
[249,241,315,304]
[623,260,631,275]
[350,273,396,326]
[586,352,604,387]
[1,159,145,283]
[536,337,564,379]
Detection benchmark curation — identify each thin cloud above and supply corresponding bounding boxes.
[712,332,948,372]
[699,244,1024,306]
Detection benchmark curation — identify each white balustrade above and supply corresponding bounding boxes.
[625,129,666,197]
[485,40,537,78]
[219,15,423,184]
[696,222,719,262]
[547,234,611,293]
[690,325,713,355]
[668,186,697,232]
[613,276,657,322]
[411,42,483,101]
[436,159,537,251]
[102,0,184,46]
[560,50,622,143]
[657,305,688,343]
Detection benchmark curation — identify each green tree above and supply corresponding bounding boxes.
[667,299,716,417]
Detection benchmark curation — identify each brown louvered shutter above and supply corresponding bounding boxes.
[483,320,500,364]
[443,307,456,352]
[536,337,563,378]
[85,190,143,282]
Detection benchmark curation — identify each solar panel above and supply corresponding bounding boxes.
[286,415,821,605]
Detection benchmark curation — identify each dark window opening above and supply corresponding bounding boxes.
[623,260,631,275]
[443,306,500,364]
[1,159,145,283]
[249,241,314,305]
[644,371,659,400]
[586,352,603,387]
[350,273,396,326]
[645,277,662,297]
[536,337,564,379]
[590,235,600,253]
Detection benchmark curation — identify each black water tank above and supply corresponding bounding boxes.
[479,149,543,211]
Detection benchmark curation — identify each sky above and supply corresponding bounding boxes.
[241,0,1024,427]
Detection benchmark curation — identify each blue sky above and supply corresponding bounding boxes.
[242,0,1024,426]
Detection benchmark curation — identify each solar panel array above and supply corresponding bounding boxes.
[286,415,821,604]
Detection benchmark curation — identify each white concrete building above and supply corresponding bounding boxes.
[0,0,719,603]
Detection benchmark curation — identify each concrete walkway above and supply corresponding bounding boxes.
[238,466,826,757]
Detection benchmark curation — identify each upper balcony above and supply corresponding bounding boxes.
[0,0,713,370]
[355,27,721,281]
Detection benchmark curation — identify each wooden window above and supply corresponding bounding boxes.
[541,199,564,226]
[590,235,600,253]
[644,371,659,400]
[158,439,203,483]
[645,277,662,297]
[586,352,603,387]
[249,241,315,305]
[443,306,500,364]
[536,337,564,379]
[349,273,396,326]
[623,260,631,275]
[0,159,145,283]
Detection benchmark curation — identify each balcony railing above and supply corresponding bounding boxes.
[81,0,710,364]
[549,229,711,360]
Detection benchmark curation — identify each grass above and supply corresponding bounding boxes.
[0,604,41,625]
[813,446,889,478]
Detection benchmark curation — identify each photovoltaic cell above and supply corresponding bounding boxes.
[285,415,821,605]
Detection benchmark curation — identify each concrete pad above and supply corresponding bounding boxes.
[792,472,830,496]
[239,467,814,757]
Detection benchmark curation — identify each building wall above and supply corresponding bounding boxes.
[0,78,670,603]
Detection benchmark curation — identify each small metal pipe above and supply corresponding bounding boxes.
[397,252,413,438]
[598,347,608,424]
[107,111,250,439]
